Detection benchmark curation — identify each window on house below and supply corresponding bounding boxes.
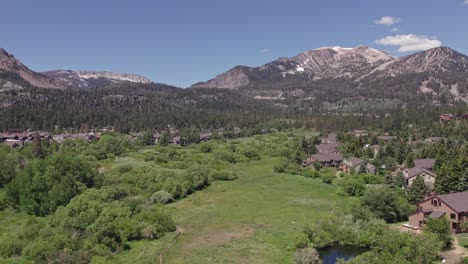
[450,213,456,220]
[438,201,441,206]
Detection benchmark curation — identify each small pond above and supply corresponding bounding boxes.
[318,245,367,264]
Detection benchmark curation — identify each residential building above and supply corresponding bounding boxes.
[404,159,437,188]
[408,191,468,232]
[303,153,343,168]
[341,157,376,174]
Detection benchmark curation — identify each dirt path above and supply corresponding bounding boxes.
[159,225,184,264]
[452,236,467,257]
[440,236,467,264]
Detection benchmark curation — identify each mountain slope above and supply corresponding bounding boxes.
[42,70,152,88]
[192,46,468,104]
[192,46,395,89]
[0,48,153,89]
[0,48,63,89]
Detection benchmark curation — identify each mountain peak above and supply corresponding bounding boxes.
[42,70,153,88]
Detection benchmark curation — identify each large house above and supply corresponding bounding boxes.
[315,143,340,154]
[408,191,468,232]
[319,133,338,144]
[341,157,376,174]
[404,159,437,189]
[303,153,343,168]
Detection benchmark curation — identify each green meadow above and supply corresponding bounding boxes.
[111,156,355,264]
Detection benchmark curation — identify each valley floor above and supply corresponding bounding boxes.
[111,157,355,263]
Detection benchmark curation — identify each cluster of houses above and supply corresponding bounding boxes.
[134,127,279,146]
[301,132,444,191]
[1,127,281,149]
[299,132,467,234]
[0,130,102,148]
[302,133,376,174]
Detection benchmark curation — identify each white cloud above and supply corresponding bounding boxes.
[391,27,400,32]
[465,0,468,4]
[375,34,442,52]
[375,16,401,26]
[260,48,270,53]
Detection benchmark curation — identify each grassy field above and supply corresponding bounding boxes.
[458,233,468,249]
[111,156,355,264]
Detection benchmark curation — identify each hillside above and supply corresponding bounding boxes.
[0,48,153,89]
[193,46,468,104]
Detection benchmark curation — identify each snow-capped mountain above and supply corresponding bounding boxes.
[0,48,153,89]
[42,70,152,88]
[192,45,396,89]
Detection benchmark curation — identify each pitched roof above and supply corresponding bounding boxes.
[414,159,435,169]
[437,191,468,213]
[310,153,343,162]
[428,211,445,219]
[315,143,340,154]
[377,136,396,141]
[405,167,437,180]
[345,157,366,167]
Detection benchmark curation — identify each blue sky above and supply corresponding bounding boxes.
[1,0,467,87]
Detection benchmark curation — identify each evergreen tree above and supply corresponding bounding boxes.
[407,176,428,203]
[405,152,415,168]
[159,133,171,146]
[140,131,154,146]
[32,132,44,159]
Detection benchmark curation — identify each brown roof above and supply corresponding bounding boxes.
[414,159,435,170]
[428,211,445,219]
[315,143,340,154]
[437,191,468,213]
[310,153,343,162]
[377,136,396,141]
[405,167,437,179]
[345,157,366,167]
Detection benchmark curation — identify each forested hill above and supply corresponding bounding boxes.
[0,83,286,132]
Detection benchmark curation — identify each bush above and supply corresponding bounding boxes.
[301,168,319,178]
[274,159,289,173]
[242,148,261,160]
[360,187,414,223]
[150,191,174,205]
[199,143,213,153]
[338,176,366,196]
[320,174,335,184]
[209,170,236,181]
[117,164,134,174]
[425,217,453,249]
[293,247,322,264]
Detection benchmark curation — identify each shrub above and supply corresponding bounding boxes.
[424,217,453,249]
[301,168,319,178]
[293,247,322,264]
[209,170,236,181]
[216,151,236,164]
[199,143,213,153]
[117,164,134,174]
[320,174,335,184]
[338,176,366,196]
[242,148,261,160]
[274,159,289,173]
[150,191,174,205]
